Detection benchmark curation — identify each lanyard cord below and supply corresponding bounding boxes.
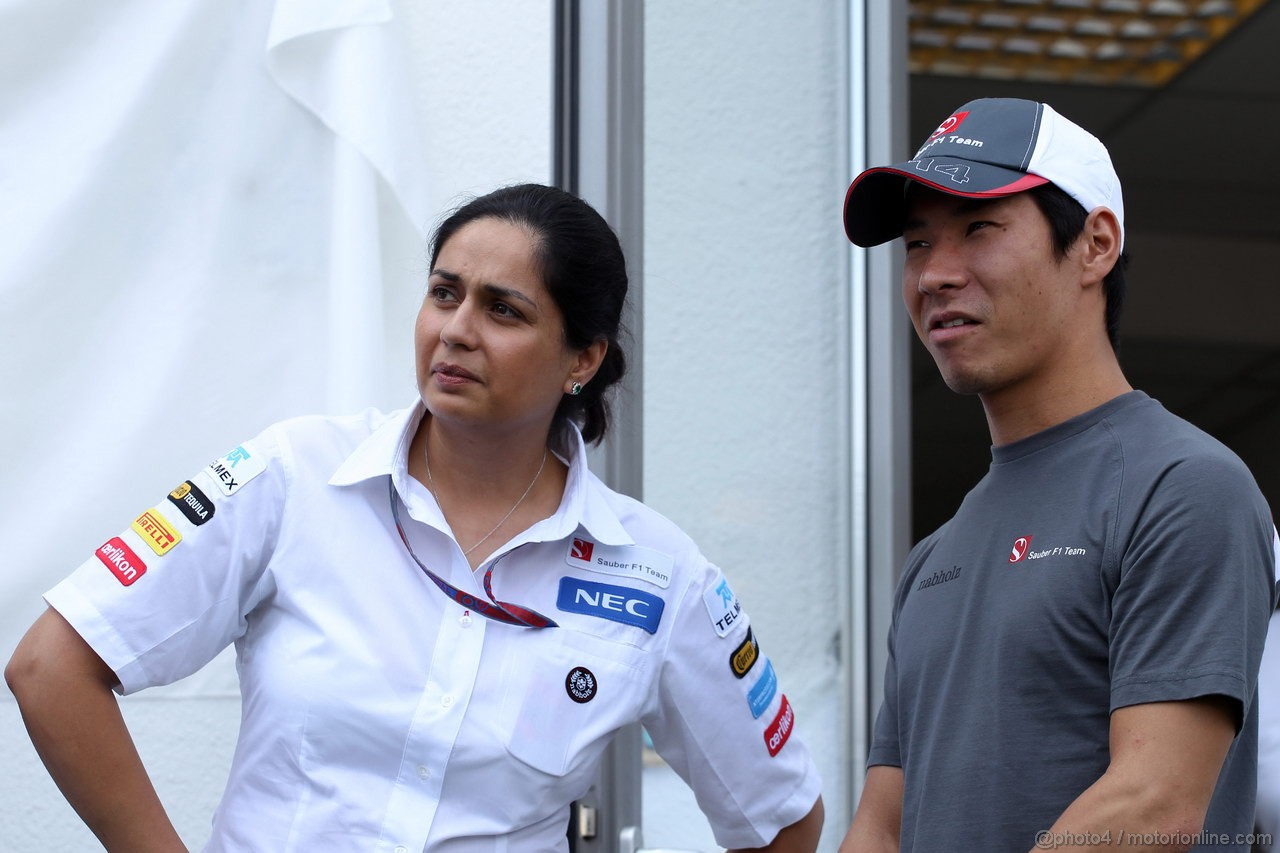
[388,478,558,629]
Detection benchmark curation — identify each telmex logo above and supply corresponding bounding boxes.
[765,695,795,757]
[1009,535,1033,563]
[96,537,147,586]
[929,110,969,139]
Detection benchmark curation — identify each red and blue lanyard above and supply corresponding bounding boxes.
[388,478,558,629]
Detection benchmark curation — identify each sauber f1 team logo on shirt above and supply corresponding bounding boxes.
[570,538,594,561]
[130,509,182,556]
[96,537,147,586]
[1009,535,1033,563]
[565,537,674,588]
[764,695,795,757]
[207,444,266,497]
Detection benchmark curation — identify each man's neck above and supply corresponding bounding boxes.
[982,360,1133,447]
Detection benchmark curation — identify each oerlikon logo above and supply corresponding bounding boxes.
[929,110,969,140]
[1009,536,1033,564]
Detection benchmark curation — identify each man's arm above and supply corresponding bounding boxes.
[5,607,186,852]
[730,796,824,853]
[1031,697,1236,853]
[838,765,903,853]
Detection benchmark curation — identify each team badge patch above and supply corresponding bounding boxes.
[130,509,182,556]
[96,537,147,586]
[566,666,597,703]
[556,577,665,634]
[207,444,266,497]
[764,695,795,757]
[565,537,673,588]
[746,658,778,719]
[730,627,760,678]
[702,573,744,638]
[167,481,215,526]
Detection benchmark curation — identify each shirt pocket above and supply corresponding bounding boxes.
[502,629,650,776]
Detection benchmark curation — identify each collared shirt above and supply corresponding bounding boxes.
[47,404,820,852]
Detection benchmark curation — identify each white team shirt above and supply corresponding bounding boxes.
[46,404,820,852]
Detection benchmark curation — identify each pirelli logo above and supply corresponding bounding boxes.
[130,508,182,556]
[730,627,759,679]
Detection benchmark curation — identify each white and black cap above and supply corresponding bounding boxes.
[843,98,1125,249]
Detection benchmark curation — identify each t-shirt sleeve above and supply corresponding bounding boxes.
[639,557,821,850]
[867,615,901,768]
[43,431,286,695]
[1108,456,1276,721]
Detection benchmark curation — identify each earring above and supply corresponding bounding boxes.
[569,382,583,396]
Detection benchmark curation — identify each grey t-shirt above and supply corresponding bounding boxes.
[870,392,1275,852]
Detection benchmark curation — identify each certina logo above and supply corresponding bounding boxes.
[916,566,963,591]
[167,480,215,526]
[95,537,147,586]
[130,509,182,556]
[1010,536,1033,563]
[764,695,795,757]
[570,538,594,561]
[929,110,969,139]
[730,627,760,678]
[556,577,665,634]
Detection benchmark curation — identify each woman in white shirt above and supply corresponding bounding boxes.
[7,184,824,852]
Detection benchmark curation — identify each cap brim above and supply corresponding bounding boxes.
[843,159,1049,247]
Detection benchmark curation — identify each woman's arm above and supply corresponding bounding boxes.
[5,607,186,852]
[730,796,824,853]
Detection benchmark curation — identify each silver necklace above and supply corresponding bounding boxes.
[426,445,548,557]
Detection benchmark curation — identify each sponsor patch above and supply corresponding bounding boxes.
[96,537,147,586]
[702,573,744,638]
[1009,535,1033,563]
[566,666,597,703]
[747,658,778,719]
[167,480,215,526]
[565,537,673,589]
[556,577,665,634]
[730,627,760,678]
[207,444,266,497]
[764,695,795,757]
[130,509,182,556]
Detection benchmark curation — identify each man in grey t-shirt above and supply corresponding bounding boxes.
[838,98,1275,852]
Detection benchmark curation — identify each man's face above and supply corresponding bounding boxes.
[901,188,1089,400]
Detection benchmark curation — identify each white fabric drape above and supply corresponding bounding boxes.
[0,0,430,695]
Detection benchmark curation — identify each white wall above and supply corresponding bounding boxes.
[0,1,552,848]
[641,3,849,850]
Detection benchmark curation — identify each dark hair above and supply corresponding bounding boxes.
[427,184,628,444]
[1028,183,1128,351]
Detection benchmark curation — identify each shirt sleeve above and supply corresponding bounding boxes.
[43,429,286,695]
[1108,455,1276,720]
[640,556,821,850]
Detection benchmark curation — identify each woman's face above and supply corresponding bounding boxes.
[415,217,593,437]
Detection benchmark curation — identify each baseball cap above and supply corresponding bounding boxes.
[842,98,1124,249]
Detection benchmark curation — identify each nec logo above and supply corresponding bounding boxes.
[929,110,969,139]
[1009,536,1034,563]
[556,577,665,634]
[570,538,594,561]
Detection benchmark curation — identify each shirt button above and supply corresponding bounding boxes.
[417,764,430,780]
[395,847,408,853]
[459,613,472,628]
[441,694,454,708]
